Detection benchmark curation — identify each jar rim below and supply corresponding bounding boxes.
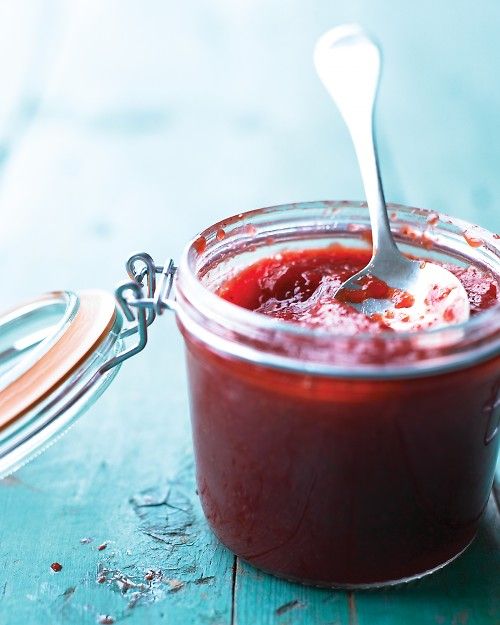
[176,201,500,377]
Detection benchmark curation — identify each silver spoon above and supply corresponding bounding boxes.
[314,24,470,331]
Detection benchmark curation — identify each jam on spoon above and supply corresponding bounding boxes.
[314,24,470,330]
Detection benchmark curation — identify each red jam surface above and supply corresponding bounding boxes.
[218,246,498,329]
[183,246,500,586]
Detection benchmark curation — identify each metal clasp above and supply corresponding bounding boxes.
[100,253,177,373]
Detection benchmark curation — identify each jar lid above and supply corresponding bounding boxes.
[0,254,177,479]
[0,290,122,478]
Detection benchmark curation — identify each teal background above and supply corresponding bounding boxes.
[0,2,498,624]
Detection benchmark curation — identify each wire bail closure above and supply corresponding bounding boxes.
[100,253,177,373]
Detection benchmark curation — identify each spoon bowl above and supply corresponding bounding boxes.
[336,256,470,332]
[314,24,470,330]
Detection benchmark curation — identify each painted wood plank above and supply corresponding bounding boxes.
[0,328,235,625]
[233,560,350,625]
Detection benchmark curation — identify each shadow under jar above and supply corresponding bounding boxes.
[174,201,500,588]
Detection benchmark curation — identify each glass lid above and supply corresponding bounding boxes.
[0,253,177,479]
[0,290,123,478]
[0,291,79,392]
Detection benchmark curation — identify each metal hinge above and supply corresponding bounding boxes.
[100,253,177,373]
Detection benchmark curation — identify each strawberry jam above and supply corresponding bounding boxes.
[218,247,497,330]
[181,239,500,587]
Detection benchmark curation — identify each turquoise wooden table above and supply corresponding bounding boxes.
[0,2,498,624]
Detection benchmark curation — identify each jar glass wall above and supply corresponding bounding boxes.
[175,201,500,588]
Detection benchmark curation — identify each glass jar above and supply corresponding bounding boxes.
[174,200,500,588]
[0,200,498,589]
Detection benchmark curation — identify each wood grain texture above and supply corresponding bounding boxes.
[0,1,498,624]
[234,559,350,625]
[0,332,235,625]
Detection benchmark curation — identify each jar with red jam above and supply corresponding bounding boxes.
[0,200,498,589]
[175,200,500,588]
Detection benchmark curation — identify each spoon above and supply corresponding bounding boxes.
[314,24,470,331]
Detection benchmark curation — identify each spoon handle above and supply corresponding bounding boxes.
[314,24,401,262]
[352,102,399,261]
